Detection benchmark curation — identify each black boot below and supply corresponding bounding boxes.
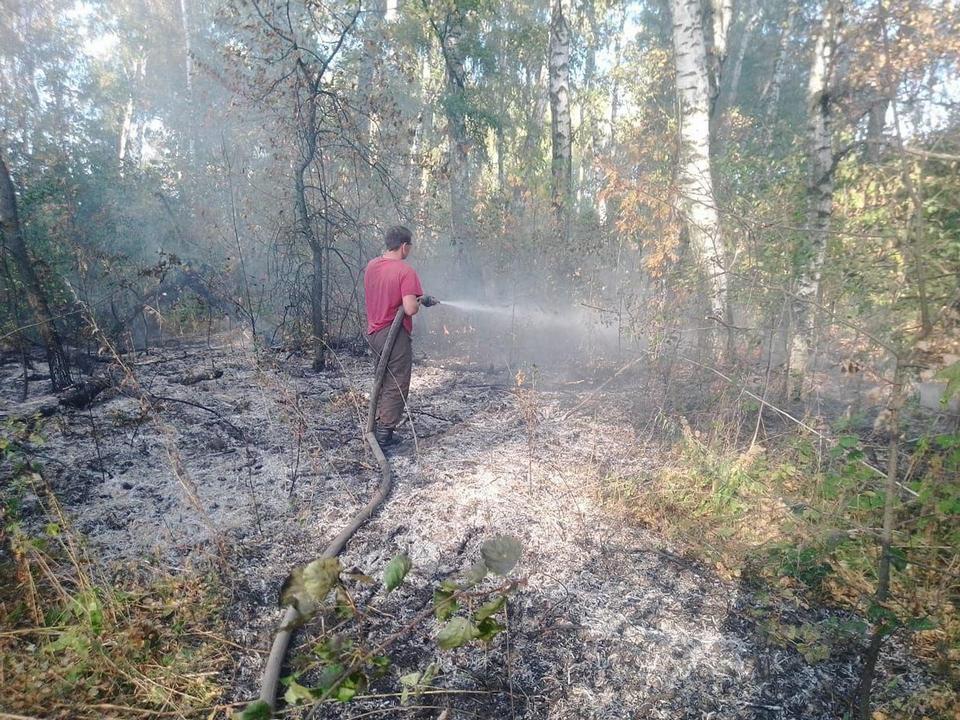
[374,425,398,447]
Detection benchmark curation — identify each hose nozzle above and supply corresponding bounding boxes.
[421,295,440,307]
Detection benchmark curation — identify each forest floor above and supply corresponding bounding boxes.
[0,331,942,719]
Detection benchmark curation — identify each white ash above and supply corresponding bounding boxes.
[0,337,937,719]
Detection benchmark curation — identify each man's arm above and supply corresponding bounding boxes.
[402,294,420,316]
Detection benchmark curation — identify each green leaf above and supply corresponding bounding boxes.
[434,588,459,620]
[888,546,908,572]
[935,361,960,402]
[437,616,480,650]
[384,553,412,593]
[476,616,506,642]
[76,591,103,637]
[334,673,362,703]
[936,497,960,515]
[838,435,860,449]
[283,679,313,705]
[474,595,506,622]
[304,557,341,600]
[480,535,522,576]
[461,560,488,587]
[280,557,341,613]
[907,616,936,632]
[316,663,346,691]
[399,674,418,705]
[399,663,437,705]
[237,700,272,720]
[400,671,422,687]
[867,603,899,627]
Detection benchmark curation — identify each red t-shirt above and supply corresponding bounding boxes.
[364,256,424,335]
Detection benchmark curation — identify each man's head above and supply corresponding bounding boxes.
[384,225,413,259]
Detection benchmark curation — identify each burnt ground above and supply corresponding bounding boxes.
[0,332,936,719]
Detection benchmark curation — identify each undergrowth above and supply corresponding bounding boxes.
[598,407,960,719]
[0,421,229,719]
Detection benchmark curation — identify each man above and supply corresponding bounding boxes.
[364,225,436,446]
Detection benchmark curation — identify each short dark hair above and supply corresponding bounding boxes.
[384,225,412,251]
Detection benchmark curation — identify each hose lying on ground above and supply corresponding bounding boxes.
[257,306,407,710]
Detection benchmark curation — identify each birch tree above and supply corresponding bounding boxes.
[178,0,196,166]
[724,0,762,111]
[549,0,572,241]
[424,1,475,266]
[789,0,844,398]
[706,0,734,114]
[670,0,728,323]
[762,1,799,132]
[118,54,146,165]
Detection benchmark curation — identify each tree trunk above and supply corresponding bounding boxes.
[866,96,889,162]
[601,5,628,228]
[608,6,627,145]
[440,9,474,270]
[293,80,326,371]
[670,0,727,323]
[178,0,196,165]
[855,358,906,718]
[725,0,761,111]
[119,55,146,164]
[707,0,734,115]
[789,0,843,400]
[311,241,325,370]
[0,154,72,390]
[521,62,549,163]
[581,0,604,216]
[763,1,799,133]
[358,0,386,150]
[119,95,135,161]
[549,0,572,241]
[414,47,435,209]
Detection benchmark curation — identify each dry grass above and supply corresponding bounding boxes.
[0,470,230,719]
[592,403,960,719]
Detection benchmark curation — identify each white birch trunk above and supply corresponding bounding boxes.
[670,0,727,320]
[119,95,135,161]
[549,0,572,239]
[763,2,799,130]
[119,56,145,163]
[607,5,627,147]
[789,0,843,397]
[706,0,734,115]
[710,0,734,73]
[599,6,627,227]
[726,0,760,111]
[178,0,195,165]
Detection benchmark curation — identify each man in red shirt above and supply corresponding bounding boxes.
[364,225,435,446]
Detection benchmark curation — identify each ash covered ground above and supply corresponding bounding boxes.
[0,332,933,719]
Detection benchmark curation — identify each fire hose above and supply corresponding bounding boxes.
[257,305,407,710]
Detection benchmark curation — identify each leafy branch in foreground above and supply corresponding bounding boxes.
[240,535,524,718]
